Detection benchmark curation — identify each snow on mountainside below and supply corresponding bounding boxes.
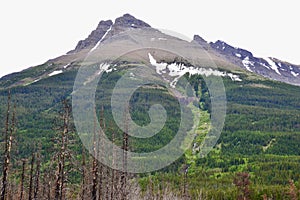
[148,53,241,88]
[196,38,300,86]
[0,14,299,88]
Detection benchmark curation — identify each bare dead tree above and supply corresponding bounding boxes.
[0,91,10,200]
[0,91,14,200]
[182,163,189,200]
[33,150,41,200]
[105,166,110,200]
[110,126,116,200]
[98,105,105,200]
[54,100,71,200]
[147,176,154,200]
[102,116,110,200]
[288,180,298,200]
[80,148,87,200]
[159,175,164,200]
[46,169,52,200]
[19,159,26,200]
[121,105,129,200]
[91,108,99,200]
[233,172,251,200]
[28,153,35,200]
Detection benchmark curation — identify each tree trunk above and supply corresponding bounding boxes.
[110,129,115,200]
[28,154,35,200]
[55,100,70,200]
[92,109,99,200]
[19,159,26,200]
[33,152,41,200]
[121,105,129,200]
[81,148,86,200]
[1,91,12,200]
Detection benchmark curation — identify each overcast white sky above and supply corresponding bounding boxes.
[0,0,299,78]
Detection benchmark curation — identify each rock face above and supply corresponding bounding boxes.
[68,14,151,53]
[66,13,300,86]
[114,14,151,28]
[210,40,253,59]
[203,40,300,86]
[69,20,113,53]
[193,35,209,50]
[3,13,298,88]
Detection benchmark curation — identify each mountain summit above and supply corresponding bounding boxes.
[0,14,299,88]
[69,14,151,53]
[69,20,113,53]
[206,39,300,85]
[114,13,151,28]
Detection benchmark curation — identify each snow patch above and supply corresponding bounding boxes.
[83,63,111,86]
[48,70,63,77]
[227,73,242,81]
[278,62,282,68]
[235,53,242,58]
[260,62,270,69]
[148,53,168,75]
[129,72,135,77]
[33,79,41,83]
[98,63,111,74]
[291,71,299,77]
[63,63,71,69]
[264,57,281,75]
[158,38,167,41]
[90,25,112,52]
[148,53,242,88]
[242,57,254,72]
[150,38,168,41]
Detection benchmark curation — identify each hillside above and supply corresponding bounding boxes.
[0,14,299,199]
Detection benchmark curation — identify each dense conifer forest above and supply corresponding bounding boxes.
[0,68,299,199]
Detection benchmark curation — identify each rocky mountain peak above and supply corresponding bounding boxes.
[63,14,299,87]
[97,20,113,30]
[207,39,300,85]
[193,35,209,50]
[193,35,207,43]
[114,13,151,28]
[68,19,113,53]
[210,40,253,59]
[68,14,151,54]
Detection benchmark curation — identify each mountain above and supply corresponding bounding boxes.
[0,13,299,88]
[0,14,299,199]
[68,14,151,54]
[204,38,300,86]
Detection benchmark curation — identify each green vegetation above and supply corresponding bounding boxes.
[0,63,299,199]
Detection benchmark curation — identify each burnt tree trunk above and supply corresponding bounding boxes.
[28,154,35,200]
[80,148,86,200]
[33,152,41,200]
[110,128,115,200]
[55,100,70,200]
[91,109,98,200]
[0,91,13,200]
[19,159,26,200]
[121,105,129,200]
[98,105,106,200]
